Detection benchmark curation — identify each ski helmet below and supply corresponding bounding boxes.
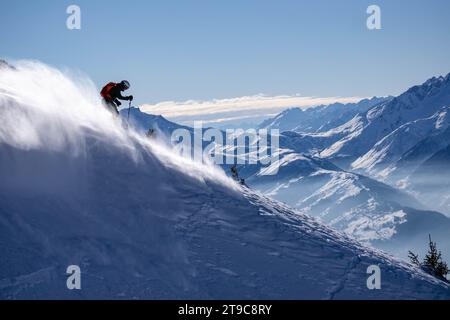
[120,80,131,90]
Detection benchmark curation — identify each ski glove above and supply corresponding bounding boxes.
[128,95,134,101]
[116,101,122,106]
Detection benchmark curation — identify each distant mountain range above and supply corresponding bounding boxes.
[319,75,450,168]
[259,96,390,133]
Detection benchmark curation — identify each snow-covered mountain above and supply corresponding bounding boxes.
[352,107,450,178]
[259,97,389,133]
[1,61,449,299]
[390,126,450,182]
[244,151,450,261]
[247,72,450,263]
[320,74,450,167]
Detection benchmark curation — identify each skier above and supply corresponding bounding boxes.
[230,165,247,186]
[146,128,156,139]
[231,165,239,181]
[100,80,134,115]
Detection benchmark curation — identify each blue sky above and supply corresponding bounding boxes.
[1,0,450,124]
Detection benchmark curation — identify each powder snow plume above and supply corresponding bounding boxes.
[0,60,235,187]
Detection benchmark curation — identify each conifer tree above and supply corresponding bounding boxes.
[423,235,448,279]
[408,251,420,267]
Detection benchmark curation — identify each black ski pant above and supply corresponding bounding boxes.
[103,99,119,116]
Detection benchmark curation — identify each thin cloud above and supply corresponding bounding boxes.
[140,94,365,125]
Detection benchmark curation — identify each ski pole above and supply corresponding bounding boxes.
[127,100,132,121]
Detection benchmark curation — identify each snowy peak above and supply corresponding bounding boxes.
[417,72,450,90]
[319,71,450,163]
[259,97,390,133]
[397,72,450,107]
[351,106,450,176]
[258,107,305,132]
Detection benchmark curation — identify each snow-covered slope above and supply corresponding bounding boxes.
[391,126,450,182]
[321,74,450,167]
[352,107,450,178]
[1,61,449,299]
[259,97,389,134]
